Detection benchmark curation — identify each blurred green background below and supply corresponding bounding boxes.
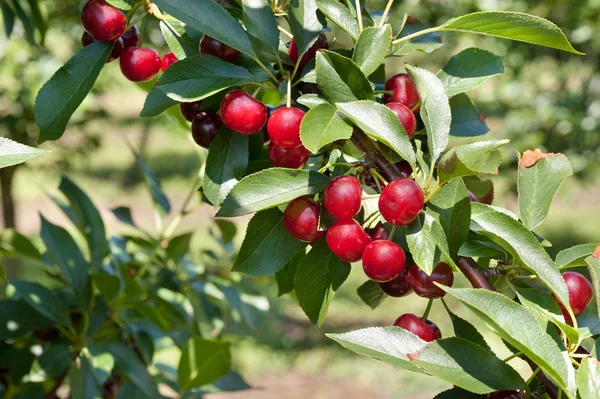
[1,0,599,398]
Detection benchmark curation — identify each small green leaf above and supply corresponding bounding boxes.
[39,345,71,379]
[0,137,48,169]
[449,94,489,137]
[288,0,323,56]
[1,3,15,38]
[407,212,456,275]
[105,0,135,10]
[577,357,600,399]
[458,232,505,259]
[297,93,328,108]
[111,207,137,228]
[242,0,280,54]
[140,85,179,118]
[9,281,71,326]
[275,248,306,296]
[352,25,391,77]
[316,50,374,103]
[434,388,484,399]
[315,0,359,40]
[300,103,353,153]
[438,140,509,185]
[159,21,196,60]
[105,342,160,397]
[556,244,598,269]
[357,280,387,310]
[445,308,490,351]
[586,250,600,325]
[69,354,103,399]
[215,220,237,244]
[132,150,171,216]
[0,300,53,339]
[178,337,231,391]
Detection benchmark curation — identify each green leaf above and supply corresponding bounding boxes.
[518,153,572,231]
[556,244,598,269]
[434,388,484,399]
[215,220,237,244]
[300,103,353,153]
[586,251,600,325]
[0,137,48,169]
[1,2,15,38]
[437,48,504,98]
[9,281,71,326]
[357,280,387,310]
[204,128,249,208]
[405,65,451,162]
[288,0,323,56]
[449,94,489,137]
[315,0,359,40]
[352,25,391,77]
[94,272,121,304]
[70,354,103,399]
[275,248,306,296]
[35,41,112,143]
[140,86,179,118]
[294,239,350,326]
[297,93,328,108]
[242,0,279,54]
[111,207,137,228]
[0,229,43,265]
[178,337,231,391]
[390,19,443,56]
[159,21,195,60]
[315,50,374,103]
[217,168,329,217]
[443,287,576,397]
[132,150,171,216]
[105,0,135,10]
[0,300,53,339]
[577,357,600,399]
[39,345,71,379]
[407,212,456,275]
[157,55,257,102]
[153,0,255,57]
[233,208,305,275]
[458,232,505,259]
[440,11,583,55]
[438,140,509,185]
[335,101,416,165]
[445,308,490,351]
[105,342,160,397]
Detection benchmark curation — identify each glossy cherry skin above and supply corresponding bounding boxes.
[384,73,420,110]
[161,52,178,72]
[379,269,412,297]
[180,101,203,122]
[378,178,424,226]
[394,314,441,342]
[120,48,161,82]
[488,391,526,399]
[289,32,328,69]
[191,111,222,148]
[552,272,594,323]
[220,90,268,135]
[368,222,388,241]
[121,25,139,48]
[200,35,240,63]
[326,219,371,263]
[283,196,322,242]
[268,142,309,169]
[81,0,127,42]
[323,176,362,219]
[362,240,406,282]
[395,160,413,178]
[406,262,454,299]
[386,102,417,138]
[82,32,124,62]
[267,107,305,149]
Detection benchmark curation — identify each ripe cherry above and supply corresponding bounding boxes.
[267,107,305,149]
[488,391,526,399]
[406,262,454,299]
[326,219,371,263]
[289,32,328,69]
[378,178,424,226]
[269,142,309,169]
[180,101,203,122]
[386,102,417,138]
[552,272,594,323]
[379,269,412,297]
[394,160,413,178]
[283,196,322,242]
[384,73,420,110]
[200,35,240,63]
[82,32,124,62]
[81,0,127,43]
[120,48,161,82]
[121,26,140,48]
[362,240,406,282]
[368,222,388,241]
[394,314,441,342]
[220,90,268,135]
[191,112,222,148]
[323,176,362,219]
[161,52,178,72]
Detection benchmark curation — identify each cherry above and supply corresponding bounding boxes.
[368,222,388,241]
[180,101,203,122]
[386,102,417,138]
[191,111,222,148]
[220,90,268,135]
[161,52,178,72]
[200,35,240,63]
[120,47,161,82]
[394,313,441,342]
[267,107,305,149]
[289,32,328,69]
[120,26,140,48]
[488,391,526,399]
[406,262,454,299]
[269,142,309,168]
[323,176,362,219]
[379,269,412,297]
[82,32,124,63]
[283,196,322,242]
[552,272,593,323]
[394,160,413,178]
[362,240,406,282]
[81,0,127,43]
[378,178,424,226]
[326,219,371,263]
[384,73,420,110]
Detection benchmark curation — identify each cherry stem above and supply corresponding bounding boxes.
[388,225,397,241]
[361,194,380,200]
[526,366,541,386]
[253,57,279,85]
[286,73,292,108]
[278,25,293,38]
[355,0,363,32]
[378,0,394,27]
[502,352,523,363]
[363,211,381,229]
[421,299,434,321]
[391,26,441,45]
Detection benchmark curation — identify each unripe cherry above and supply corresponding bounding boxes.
[81,0,127,43]
[119,48,161,82]
[362,240,406,282]
[394,313,441,342]
[378,178,424,226]
[326,219,371,263]
[268,142,309,169]
[323,176,362,219]
[267,107,305,149]
[386,102,417,138]
[283,196,322,242]
[384,73,420,110]
[220,90,268,135]
[406,262,454,299]
[200,35,240,63]
[191,111,222,149]
[379,269,412,297]
[288,32,328,69]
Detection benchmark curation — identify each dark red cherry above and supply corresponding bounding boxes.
[200,35,240,63]
[269,142,309,168]
[384,73,420,110]
[161,52,178,72]
[326,219,371,263]
[386,102,417,138]
[81,0,127,42]
[323,176,362,219]
[267,107,305,149]
[120,47,161,82]
[121,26,140,48]
[180,101,203,122]
[368,222,388,241]
[82,32,124,62]
[283,196,322,242]
[394,160,413,178]
[220,90,268,135]
[362,240,406,282]
[552,272,594,324]
[191,111,222,148]
[379,269,412,297]
[488,391,526,399]
[288,32,328,69]
[378,178,424,226]
[406,262,454,299]
[394,313,441,342]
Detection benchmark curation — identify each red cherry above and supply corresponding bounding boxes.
[220,90,268,135]
[378,178,424,226]
[386,103,417,138]
[180,101,203,122]
[121,26,140,48]
[488,391,526,399]
[326,219,371,263]
[406,262,454,299]
[120,47,161,82]
[268,142,309,169]
[283,196,322,242]
[362,240,406,282]
[161,52,178,72]
[552,272,594,323]
[368,223,388,241]
[394,160,413,178]
[191,111,222,148]
[384,73,420,110]
[82,32,124,62]
[323,176,362,219]
[81,0,127,43]
[267,107,305,149]
[394,313,441,342]
[379,269,412,297]
[200,35,240,63]
[288,32,328,69]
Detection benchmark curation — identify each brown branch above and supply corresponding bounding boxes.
[457,257,496,291]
